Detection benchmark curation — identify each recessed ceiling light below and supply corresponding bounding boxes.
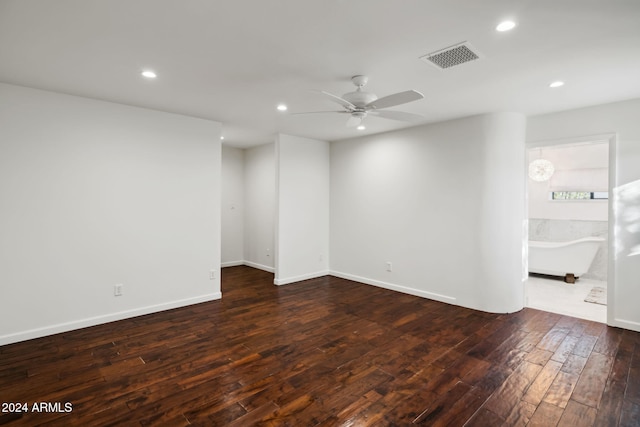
[357,125,365,131]
[496,20,516,32]
[220,136,224,140]
[277,104,288,111]
[141,70,157,79]
[549,81,565,88]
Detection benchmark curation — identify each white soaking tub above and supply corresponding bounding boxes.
[528,237,605,283]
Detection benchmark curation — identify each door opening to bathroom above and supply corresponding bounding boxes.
[525,139,610,323]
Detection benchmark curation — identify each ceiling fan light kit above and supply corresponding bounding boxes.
[295,75,425,128]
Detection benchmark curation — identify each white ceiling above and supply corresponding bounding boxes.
[1,0,639,148]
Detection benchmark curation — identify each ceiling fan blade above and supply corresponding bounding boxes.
[370,110,425,123]
[366,90,424,109]
[346,115,362,127]
[318,90,356,110]
[290,110,348,115]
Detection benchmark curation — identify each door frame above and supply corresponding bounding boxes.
[525,133,616,325]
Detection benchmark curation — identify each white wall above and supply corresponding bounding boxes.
[0,83,222,345]
[221,145,244,266]
[528,143,608,221]
[243,143,275,272]
[527,98,640,332]
[330,112,526,313]
[275,134,330,285]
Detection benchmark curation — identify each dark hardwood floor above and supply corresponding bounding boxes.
[1,266,639,426]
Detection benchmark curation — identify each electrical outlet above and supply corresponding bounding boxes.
[386,262,392,272]
[209,270,216,280]
[114,284,123,296]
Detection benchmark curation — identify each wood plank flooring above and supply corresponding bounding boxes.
[1,265,639,426]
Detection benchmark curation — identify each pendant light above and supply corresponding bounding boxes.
[529,149,554,182]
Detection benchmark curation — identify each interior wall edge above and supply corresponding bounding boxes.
[329,270,457,306]
[221,260,245,268]
[242,261,275,273]
[609,318,640,333]
[274,270,330,286]
[0,292,222,346]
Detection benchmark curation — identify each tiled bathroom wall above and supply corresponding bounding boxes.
[529,218,608,281]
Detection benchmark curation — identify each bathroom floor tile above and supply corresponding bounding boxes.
[525,276,607,323]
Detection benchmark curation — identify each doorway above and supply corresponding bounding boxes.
[525,137,613,323]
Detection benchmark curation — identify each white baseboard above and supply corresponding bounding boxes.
[274,270,330,286]
[610,317,640,333]
[221,260,244,268]
[242,261,275,273]
[0,292,222,346]
[329,270,456,305]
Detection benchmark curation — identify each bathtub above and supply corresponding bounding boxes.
[528,237,605,283]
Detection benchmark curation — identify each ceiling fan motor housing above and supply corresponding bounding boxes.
[342,75,377,108]
[351,75,368,87]
[342,90,377,108]
[302,74,424,126]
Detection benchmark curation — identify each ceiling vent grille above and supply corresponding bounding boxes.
[420,42,482,69]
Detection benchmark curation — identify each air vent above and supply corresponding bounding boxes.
[420,42,482,70]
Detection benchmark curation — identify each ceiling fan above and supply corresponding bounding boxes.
[295,75,425,127]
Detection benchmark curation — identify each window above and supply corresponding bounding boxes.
[550,191,608,200]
